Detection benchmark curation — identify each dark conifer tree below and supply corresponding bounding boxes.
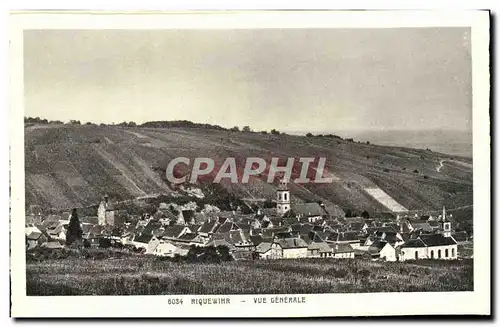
[66,208,83,246]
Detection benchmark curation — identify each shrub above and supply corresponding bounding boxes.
[413,169,419,174]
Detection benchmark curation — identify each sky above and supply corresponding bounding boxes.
[24,28,472,133]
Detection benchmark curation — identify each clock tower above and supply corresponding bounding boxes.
[276,178,290,216]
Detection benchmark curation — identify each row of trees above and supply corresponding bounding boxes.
[344,209,371,218]
[24,117,286,135]
[305,132,343,139]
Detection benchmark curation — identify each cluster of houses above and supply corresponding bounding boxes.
[25,180,471,262]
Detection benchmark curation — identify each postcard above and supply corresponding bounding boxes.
[9,10,490,317]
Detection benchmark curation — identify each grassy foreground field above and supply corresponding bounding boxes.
[26,250,473,295]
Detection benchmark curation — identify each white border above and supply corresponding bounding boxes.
[9,10,490,317]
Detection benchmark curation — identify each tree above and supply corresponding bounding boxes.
[306,132,313,137]
[216,245,233,261]
[242,126,252,132]
[263,200,276,208]
[270,129,280,135]
[361,210,370,219]
[66,208,83,246]
[260,130,268,135]
[230,126,240,132]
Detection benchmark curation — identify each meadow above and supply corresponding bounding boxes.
[26,249,473,295]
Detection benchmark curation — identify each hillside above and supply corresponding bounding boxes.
[24,124,473,215]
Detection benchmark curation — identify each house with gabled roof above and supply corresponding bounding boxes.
[255,242,272,259]
[290,223,314,235]
[43,221,67,242]
[172,232,205,246]
[270,238,308,259]
[302,231,330,258]
[213,230,255,252]
[367,240,397,261]
[292,202,326,223]
[400,218,434,233]
[26,231,48,249]
[153,207,178,224]
[133,234,160,254]
[364,227,404,248]
[330,243,355,259]
[325,231,361,249]
[141,219,162,233]
[428,220,442,231]
[25,223,41,237]
[197,216,223,239]
[308,240,332,258]
[162,225,192,240]
[262,226,292,240]
[214,219,241,234]
[152,240,191,257]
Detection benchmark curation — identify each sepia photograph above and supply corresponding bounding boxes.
[9,10,490,317]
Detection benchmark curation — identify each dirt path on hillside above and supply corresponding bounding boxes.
[437,159,472,173]
[436,160,445,172]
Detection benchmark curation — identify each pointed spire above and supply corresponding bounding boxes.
[442,206,446,222]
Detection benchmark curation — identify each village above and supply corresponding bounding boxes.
[25,178,472,263]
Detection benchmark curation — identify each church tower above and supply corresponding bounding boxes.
[442,206,452,237]
[276,178,290,216]
[97,194,109,226]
